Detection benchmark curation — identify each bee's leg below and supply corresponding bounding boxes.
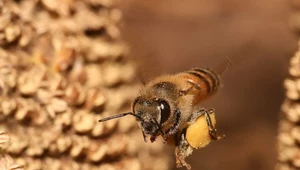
[204,109,225,141]
[175,129,193,170]
[188,108,208,124]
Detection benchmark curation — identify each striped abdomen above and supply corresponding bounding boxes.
[181,68,220,104]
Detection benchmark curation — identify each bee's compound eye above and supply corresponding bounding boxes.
[157,99,171,124]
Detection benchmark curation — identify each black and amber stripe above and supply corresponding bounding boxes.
[183,68,220,103]
[192,68,220,91]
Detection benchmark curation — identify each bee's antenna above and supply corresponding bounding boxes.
[98,112,142,122]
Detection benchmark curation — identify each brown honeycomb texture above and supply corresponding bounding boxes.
[277,1,300,170]
[0,0,171,169]
[0,131,24,170]
[276,43,300,170]
[276,44,300,170]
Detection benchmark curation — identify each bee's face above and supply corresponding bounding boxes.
[133,97,171,138]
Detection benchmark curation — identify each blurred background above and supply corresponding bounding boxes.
[117,0,298,169]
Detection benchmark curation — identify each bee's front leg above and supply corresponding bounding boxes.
[174,129,193,170]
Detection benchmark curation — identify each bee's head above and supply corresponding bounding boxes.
[98,96,171,143]
[133,97,171,142]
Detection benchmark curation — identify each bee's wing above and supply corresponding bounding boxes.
[213,56,243,75]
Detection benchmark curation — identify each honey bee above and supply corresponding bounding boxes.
[99,63,229,169]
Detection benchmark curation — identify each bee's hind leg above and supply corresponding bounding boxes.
[189,108,225,141]
[188,108,209,124]
[204,109,225,141]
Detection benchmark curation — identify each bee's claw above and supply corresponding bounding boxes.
[209,128,225,141]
